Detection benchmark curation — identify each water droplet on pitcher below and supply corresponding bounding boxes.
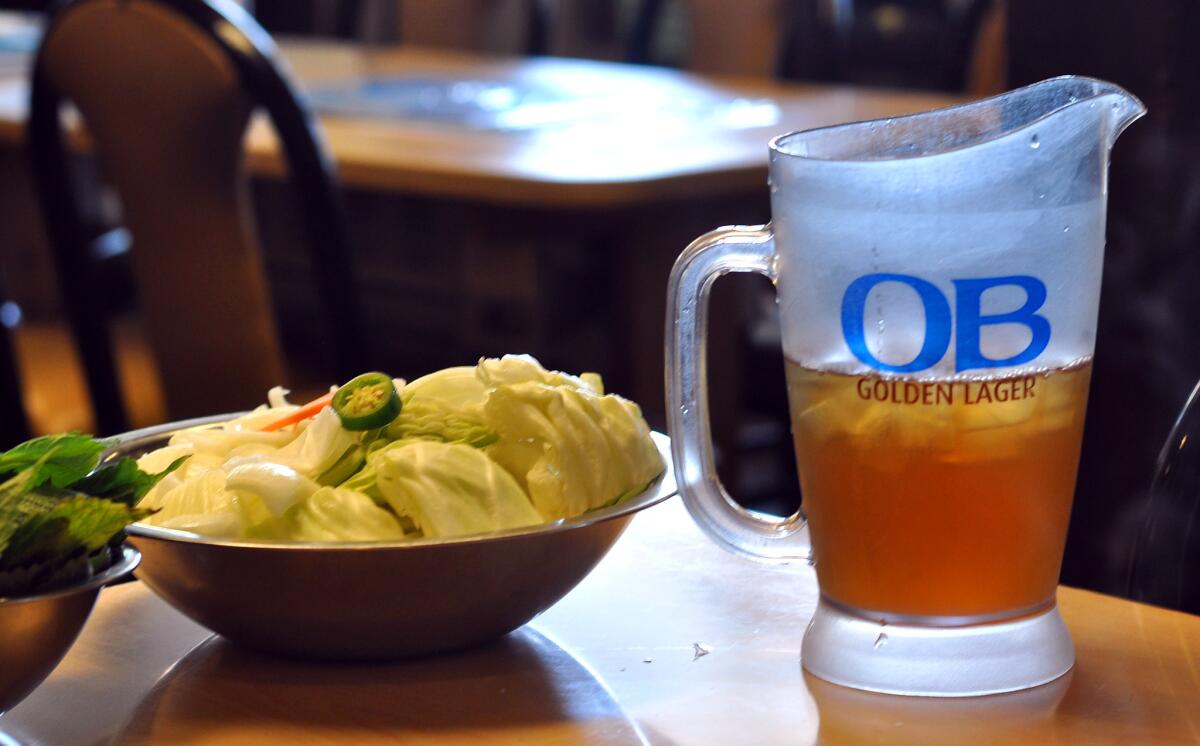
[1062,225,1070,233]
[1037,192,1046,200]
[1029,134,1040,149]
[874,633,888,649]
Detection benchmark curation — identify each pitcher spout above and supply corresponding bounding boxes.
[982,76,1146,152]
[1032,76,1145,150]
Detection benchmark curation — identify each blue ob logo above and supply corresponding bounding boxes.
[840,273,1051,374]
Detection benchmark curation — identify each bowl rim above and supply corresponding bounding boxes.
[115,414,678,551]
[0,544,141,605]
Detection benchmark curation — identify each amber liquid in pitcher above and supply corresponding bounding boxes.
[786,358,1092,621]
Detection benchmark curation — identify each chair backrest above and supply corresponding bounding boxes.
[397,0,538,54]
[679,0,795,76]
[0,318,31,448]
[542,1,630,62]
[623,0,793,76]
[30,0,364,433]
[778,0,1003,92]
[1128,381,1200,614]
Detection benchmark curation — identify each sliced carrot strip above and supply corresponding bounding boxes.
[260,391,335,432]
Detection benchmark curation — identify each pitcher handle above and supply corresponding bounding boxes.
[666,224,809,560]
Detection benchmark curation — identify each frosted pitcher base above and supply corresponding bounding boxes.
[801,600,1075,697]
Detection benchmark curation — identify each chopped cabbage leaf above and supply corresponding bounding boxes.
[385,366,496,447]
[137,444,195,478]
[340,438,421,502]
[476,354,603,395]
[483,381,663,520]
[226,462,320,517]
[139,469,245,537]
[385,392,497,448]
[407,366,486,408]
[252,487,408,542]
[225,408,361,483]
[266,386,293,409]
[167,424,293,458]
[375,441,541,539]
[266,407,360,479]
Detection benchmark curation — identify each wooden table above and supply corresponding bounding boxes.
[264,43,958,208]
[2,498,1198,745]
[0,38,958,208]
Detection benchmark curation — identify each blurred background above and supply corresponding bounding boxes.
[0,0,1196,606]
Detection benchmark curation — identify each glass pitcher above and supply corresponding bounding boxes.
[666,77,1144,696]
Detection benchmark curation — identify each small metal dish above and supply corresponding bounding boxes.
[115,415,677,661]
[0,546,141,714]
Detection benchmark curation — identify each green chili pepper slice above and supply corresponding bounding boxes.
[332,372,401,431]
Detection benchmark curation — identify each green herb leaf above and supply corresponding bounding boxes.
[0,433,113,490]
[0,465,40,502]
[0,495,150,570]
[59,496,151,552]
[0,484,59,557]
[0,513,70,570]
[75,455,188,505]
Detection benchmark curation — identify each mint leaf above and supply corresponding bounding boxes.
[0,433,112,490]
[0,495,150,570]
[59,496,151,551]
[0,484,59,556]
[75,455,188,505]
[0,465,40,502]
[0,513,70,570]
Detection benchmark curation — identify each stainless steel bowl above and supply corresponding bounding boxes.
[115,416,677,661]
[0,545,141,714]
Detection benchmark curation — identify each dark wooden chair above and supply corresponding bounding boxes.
[778,0,1003,92]
[1128,382,1200,614]
[29,0,366,435]
[0,316,31,448]
[397,0,543,54]
[255,0,544,50]
[627,0,1002,93]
